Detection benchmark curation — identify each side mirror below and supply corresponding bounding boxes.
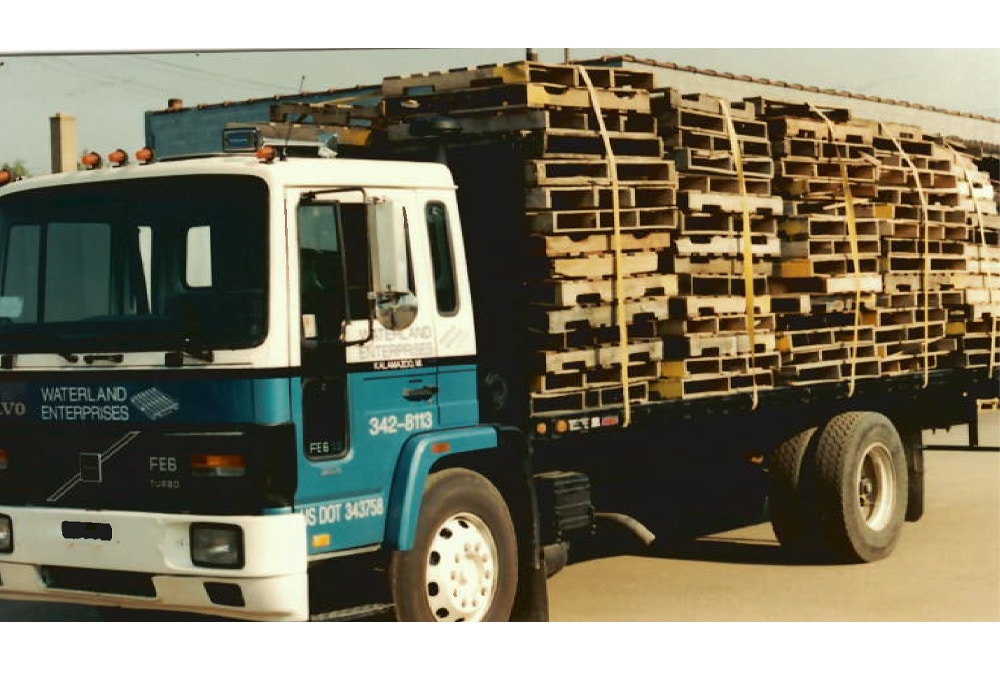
[367,200,417,331]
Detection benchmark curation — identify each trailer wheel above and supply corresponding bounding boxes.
[768,427,821,556]
[389,468,517,622]
[814,412,908,563]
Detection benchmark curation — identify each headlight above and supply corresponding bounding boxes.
[0,514,12,553]
[190,523,244,569]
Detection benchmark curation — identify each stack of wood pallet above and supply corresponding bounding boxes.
[271,58,999,411]
[752,100,883,385]
[649,89,781,399]
[379,62,679,415]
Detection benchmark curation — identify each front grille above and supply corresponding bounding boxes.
[40,566,156,597]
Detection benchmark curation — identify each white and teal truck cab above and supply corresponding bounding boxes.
[0,137,544,621]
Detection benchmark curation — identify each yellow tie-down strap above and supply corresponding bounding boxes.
[808,104,865,397]
[577,66,631,427]
[880,124,932,388]
[719,99,759,410]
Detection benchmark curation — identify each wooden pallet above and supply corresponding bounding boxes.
[525,158,677,186]
[779,256,879,278]
[652,369,774,400]
[384,83,651,119]
[534,339,664,373]
[525,185,676,211]
[680,212,779,236]
[523,128,664,160]
[674,149,775,179]
[770,274,883,295]
[527,207,678,234]
[679,190,783,215]
[780,239,880,259]
[674,234,780,258]
[679,174,772,197]
[383,61,655,97]
[387,107,658,141]
[671,256,773,277]
[528,274,680,306]
[538,251,660,279]
[528,297,671,334]
[529,380,651,416]
[651,88,758,120]
[668,294,772,318]
[661,352,781,378]
[661,128,771,158]
[530,231,672,258]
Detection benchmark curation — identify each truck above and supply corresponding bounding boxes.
[0,55,997,622]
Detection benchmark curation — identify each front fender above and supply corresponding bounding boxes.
[383,425,498,551]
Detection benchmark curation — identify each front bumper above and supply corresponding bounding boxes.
[0,506,308,621]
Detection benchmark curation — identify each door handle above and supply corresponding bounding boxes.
[403,386,439,401]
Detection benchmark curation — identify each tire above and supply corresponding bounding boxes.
[768,427,821,556]
[389,468,518,622]
[902,430,925,522]
[813,412,908,563]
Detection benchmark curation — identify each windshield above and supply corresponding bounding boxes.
[0,175,268,355]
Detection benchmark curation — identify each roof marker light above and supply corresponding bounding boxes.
[80,152,102,170]
[0,170,12,187]
[135,147,155,164]
[256,145,276,163]
[108,149,129,166]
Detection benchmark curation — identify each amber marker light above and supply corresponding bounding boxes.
[431,442,451,455]
[256,145,276,162]
[555,420,569,434]
[0,169,12,187]
[191,454,246,477]
[135,147,154,164]
[80,152,102,169]
[108,149,129,166]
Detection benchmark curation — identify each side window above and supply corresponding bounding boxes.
[185,225,213,288]
[425,202,457,315]
[297,202,371,341]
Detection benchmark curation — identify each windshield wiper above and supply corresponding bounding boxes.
[0,323,81,366]
[165,336,215,366]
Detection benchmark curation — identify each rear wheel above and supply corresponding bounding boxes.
[814,412,908,563]
[389,468,517,622]
[768,427,821,556]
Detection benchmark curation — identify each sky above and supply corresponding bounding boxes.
[2,7,999,176]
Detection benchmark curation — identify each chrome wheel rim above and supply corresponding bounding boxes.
[424,512,498,622]
[857,443,895,531]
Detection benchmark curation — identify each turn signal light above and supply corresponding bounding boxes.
[80,152,102,169]
[191,454,246,477]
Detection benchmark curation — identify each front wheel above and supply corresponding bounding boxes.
[389,468,518,622]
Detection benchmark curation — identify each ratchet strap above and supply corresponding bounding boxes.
[578,66,631,427]
[881,124,932,388]
[809,104,864,397]
[719,99,759,409]
[942,139,998,375]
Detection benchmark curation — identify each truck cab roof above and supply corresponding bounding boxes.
[0,154,458,196]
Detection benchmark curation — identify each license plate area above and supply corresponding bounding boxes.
[62,521,112,541]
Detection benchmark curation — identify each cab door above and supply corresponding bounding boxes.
[287,188,440,554]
